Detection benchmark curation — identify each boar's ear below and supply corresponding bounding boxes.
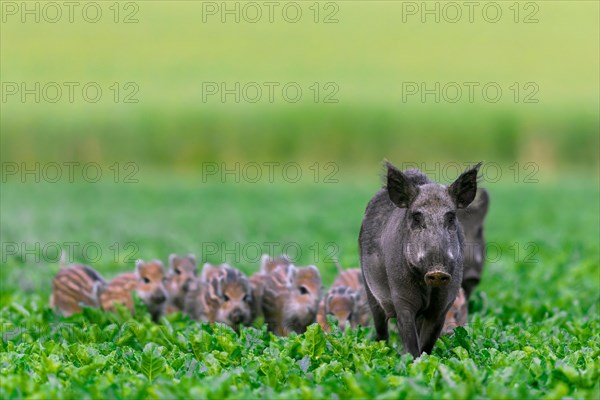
[386,161,418,208]
[472,188,490,219]
[449,162,481,209]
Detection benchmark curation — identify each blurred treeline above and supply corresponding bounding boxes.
[1,2,598,174]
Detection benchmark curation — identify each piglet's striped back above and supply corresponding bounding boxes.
[50,265,106,316]
[99,273,138,312]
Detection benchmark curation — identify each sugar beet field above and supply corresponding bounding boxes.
[0,178,598,399]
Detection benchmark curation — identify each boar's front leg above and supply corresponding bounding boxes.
[394,304,421,358]
[365,283,389,342]
[418,315,445,354]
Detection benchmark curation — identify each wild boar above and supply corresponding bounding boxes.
[164,253,197,314]
[359,161,480,357]
[457,188,490,299]
[184,263,254,329]
[441,287,468,335]
[403,172,490,299]
[331,266,371,327]
[262,263,322,336]
[50,262,106,316]
[248,255,292,319]
[318,264,371,331]
[317,286,361,331]
[403,175,490,330]
[99,259,168,322]
[261,254,293,273]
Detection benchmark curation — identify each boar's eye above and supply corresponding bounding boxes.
[299,286,309,295]
[445,212,457,229]
[175,268,181,275]
[410,212,425,229]
[223,294,230,302]
[243,294,251,303]
[142,277,150,284]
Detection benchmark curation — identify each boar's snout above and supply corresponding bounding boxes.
[424,271,451,287]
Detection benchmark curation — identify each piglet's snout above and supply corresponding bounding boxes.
[230,308,243,324]
[424,271,451,287]
[151,290,167,304]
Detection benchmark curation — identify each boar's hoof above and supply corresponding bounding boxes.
[424,271,451,287]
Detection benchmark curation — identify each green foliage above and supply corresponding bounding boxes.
[139,343,166,382]
[1,179,599,398]
[1,301,597,399]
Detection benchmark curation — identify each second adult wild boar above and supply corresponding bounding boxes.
[457,188,490,299]
[359,161,481,357]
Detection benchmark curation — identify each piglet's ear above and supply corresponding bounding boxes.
[168,254,179,268]
[186,254,197,265]
[386,161,418,208]
[308,265,319,273]
[209,275,224,298]
[202,263,225,283]
[260,254,271,272]
[285,264,296,286]
[152,259,165,273]
[135,259,144,278]
[449,162,481,209]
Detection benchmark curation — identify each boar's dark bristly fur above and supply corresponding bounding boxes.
[360,161,481,358]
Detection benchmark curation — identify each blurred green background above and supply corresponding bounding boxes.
[1,1,598,175]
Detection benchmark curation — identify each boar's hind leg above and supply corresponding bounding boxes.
[364,284,389,342]
[418,317,445,354]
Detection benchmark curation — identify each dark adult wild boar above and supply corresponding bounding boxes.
[401,172,490,299]
[402,170,490,331]
[359,161,481,357]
